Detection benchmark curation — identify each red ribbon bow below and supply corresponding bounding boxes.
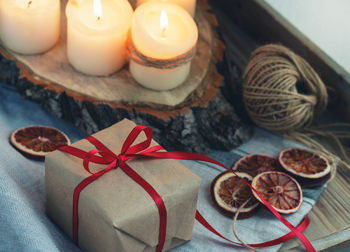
[59,125,315,252]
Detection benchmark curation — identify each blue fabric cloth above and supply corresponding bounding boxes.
[0,82,325,251]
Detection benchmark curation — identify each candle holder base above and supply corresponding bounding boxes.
[0,0,253,153]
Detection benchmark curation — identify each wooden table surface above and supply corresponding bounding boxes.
[257,2,350,249]
[211,1,350,250]
[281,165,350,251]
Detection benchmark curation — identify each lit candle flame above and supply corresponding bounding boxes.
[160,10,168,37]
[27,1,32,8]
[94,0,103,21]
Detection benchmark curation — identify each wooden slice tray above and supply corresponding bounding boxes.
[0,0,252,153]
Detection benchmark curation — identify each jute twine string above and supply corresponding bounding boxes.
[232,200,262,252]
[243,44,328,133]
[128,40,196,69]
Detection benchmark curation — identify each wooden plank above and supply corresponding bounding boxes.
[210,1,350,249]
[214,0,350,122]
[283,227,350,251]
[280,164,350,250]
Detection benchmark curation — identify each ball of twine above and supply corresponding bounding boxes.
[243,44,328,133]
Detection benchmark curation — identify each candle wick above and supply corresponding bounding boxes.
[97,16,101,21]
[161,27,167,38]
[27,1,32,8]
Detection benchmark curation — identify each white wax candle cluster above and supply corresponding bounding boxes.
[0,0,199,91]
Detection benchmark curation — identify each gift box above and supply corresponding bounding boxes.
[45,119,201,252]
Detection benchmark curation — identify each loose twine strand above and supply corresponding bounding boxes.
[128,39,196,69]
[232,200,262,252]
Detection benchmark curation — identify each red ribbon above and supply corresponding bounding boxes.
[59,125,315,252]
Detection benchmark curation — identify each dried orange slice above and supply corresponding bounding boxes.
[252,171,303,214]
[296,173,331,188]
[211,171,260,218]
[10,126,70,159]
[279,148,331,179]
[233,154,281,177]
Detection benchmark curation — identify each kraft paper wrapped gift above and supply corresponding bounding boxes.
[45,119,201,252]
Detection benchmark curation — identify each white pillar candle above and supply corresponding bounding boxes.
[66,0,133,76]
[0,0,60,55]
[136,0,196,17]
[130,2,198,90]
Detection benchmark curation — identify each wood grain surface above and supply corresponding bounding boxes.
[212,1,350,250]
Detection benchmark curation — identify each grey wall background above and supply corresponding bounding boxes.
[265,0,350,73]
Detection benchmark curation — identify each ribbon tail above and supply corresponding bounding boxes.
[195,211,310,248]
[249,215,310,247]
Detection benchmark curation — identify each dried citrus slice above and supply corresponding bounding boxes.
[279,148,331,179]
[252,171,303,214]
[10,126,70,159]
[232,154,281,177]
[211,171,260,218]
[296,173,331,188]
